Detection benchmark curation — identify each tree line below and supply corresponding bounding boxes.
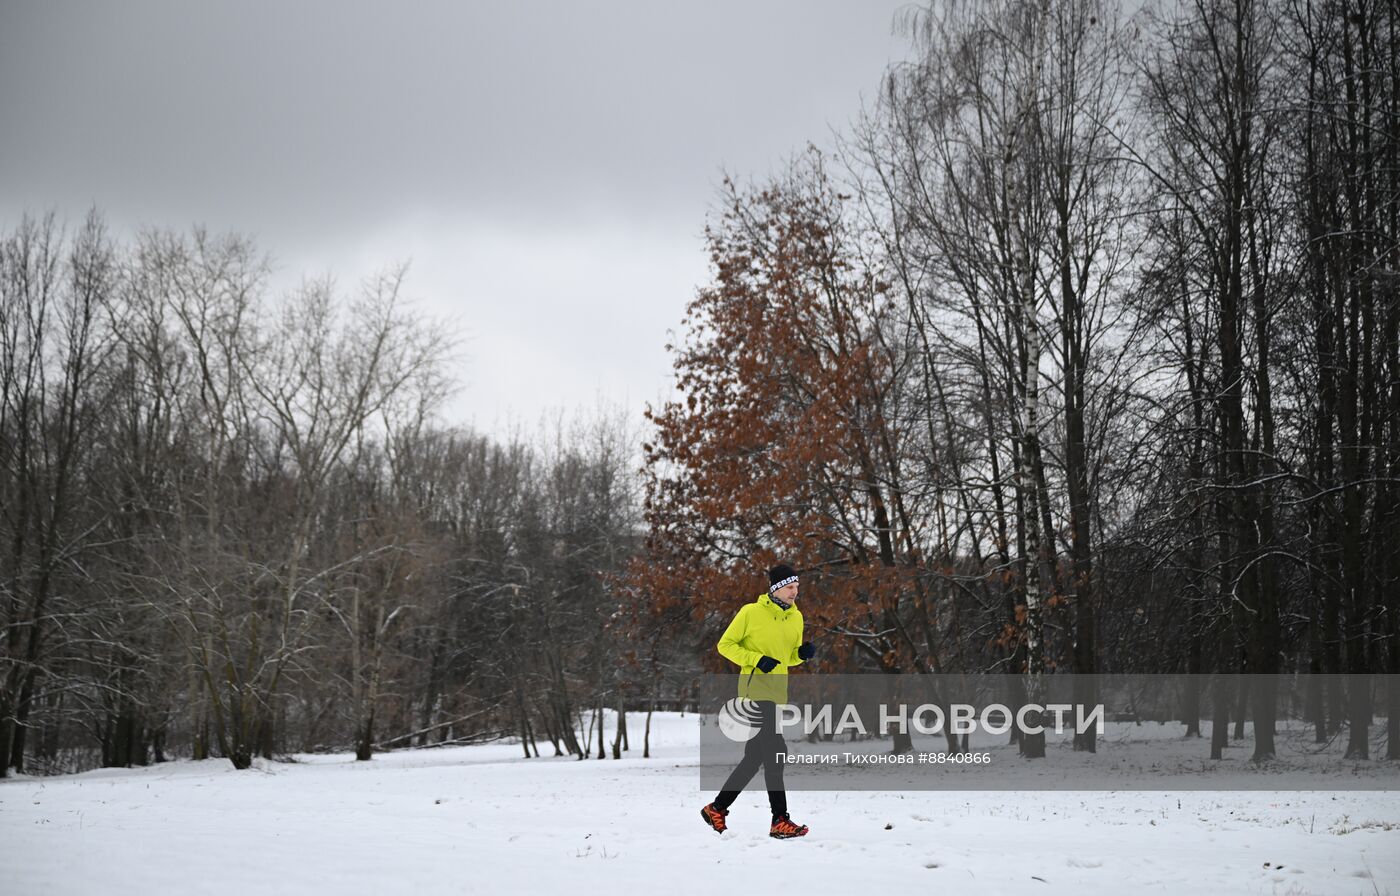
[4,0,1398,775]
[0,217,641,775]
[629,0,1400,762]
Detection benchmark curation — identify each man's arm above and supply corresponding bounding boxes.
[717,606,763,669]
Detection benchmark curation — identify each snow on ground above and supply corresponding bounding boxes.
[3,712,1398,895]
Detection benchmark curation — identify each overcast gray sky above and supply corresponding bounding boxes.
[0,0,911,434]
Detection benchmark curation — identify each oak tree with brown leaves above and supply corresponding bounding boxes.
[625,154,959,751]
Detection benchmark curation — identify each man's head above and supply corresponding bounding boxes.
[768,563,799,606]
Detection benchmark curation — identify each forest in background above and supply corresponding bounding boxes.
[3,0,1398,775]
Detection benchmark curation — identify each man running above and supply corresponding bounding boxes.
[700,563,815,839]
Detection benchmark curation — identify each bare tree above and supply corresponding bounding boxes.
[0,212,118,775]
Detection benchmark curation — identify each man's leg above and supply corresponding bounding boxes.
[713,701,776,810]
[761,718,788,818]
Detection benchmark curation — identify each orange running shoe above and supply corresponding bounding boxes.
[769,813,809,839]
[700,802,729,834]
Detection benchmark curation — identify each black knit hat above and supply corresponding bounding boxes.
[768,563,799,590]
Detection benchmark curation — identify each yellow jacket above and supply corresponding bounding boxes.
[717,593,804,701]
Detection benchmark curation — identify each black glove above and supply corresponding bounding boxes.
[755,655,780,673]
[798,642,815,661]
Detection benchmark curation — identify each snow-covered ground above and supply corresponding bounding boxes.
[3,712,1397,895]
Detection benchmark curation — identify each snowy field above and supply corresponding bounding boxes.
[3,712,1398,896]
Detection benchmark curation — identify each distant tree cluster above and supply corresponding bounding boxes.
[0,216,639,775]
[628,0,1400,761]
